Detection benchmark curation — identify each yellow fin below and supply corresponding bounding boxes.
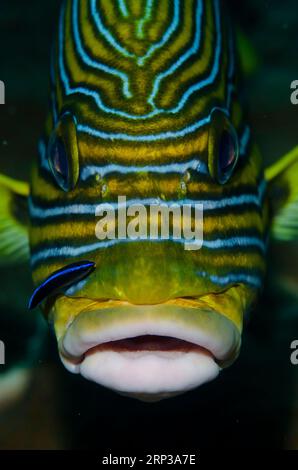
[0,174,30,265]
[265,146,298,241]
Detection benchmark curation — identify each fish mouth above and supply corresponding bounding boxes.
[54,296,241,400]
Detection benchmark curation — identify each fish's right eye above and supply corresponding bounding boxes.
[47,113,79,192]
[217,128,239,184]
[208,109,239,185]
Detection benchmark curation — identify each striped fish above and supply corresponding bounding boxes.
[0,0,298,401]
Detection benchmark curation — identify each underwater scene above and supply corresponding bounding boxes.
[0,0,297,453]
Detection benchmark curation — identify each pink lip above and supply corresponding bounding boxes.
[85,335,214,356]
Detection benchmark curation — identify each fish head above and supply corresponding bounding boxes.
[28,0,268,400]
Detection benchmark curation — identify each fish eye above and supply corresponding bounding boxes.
[47,112,79,191]
[208,109,239,185]
[218,128,239,184]
[48,135,69,191]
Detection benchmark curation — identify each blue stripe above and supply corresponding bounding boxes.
[29,179,267,219]
[38,139,49,171]
[196,271,262,288]
[31,236,266,268]
[76,105,229,141]
[65,277,90,295]
[136,0,154,39]
[239,126,251,156]
[80,158,208,181]
[51,90,58,126]
[73,0,132,98]
[117,0,129,18]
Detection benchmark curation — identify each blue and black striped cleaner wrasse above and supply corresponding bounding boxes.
[1,0,298,401]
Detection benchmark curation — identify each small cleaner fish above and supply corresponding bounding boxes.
[0,0,298,401]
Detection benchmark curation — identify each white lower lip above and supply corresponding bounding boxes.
[63,350,220,396]
[58,304,240,398]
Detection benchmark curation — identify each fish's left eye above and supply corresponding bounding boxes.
[48,136,70,191]
[208,109,239,184]
[47,113,79,192]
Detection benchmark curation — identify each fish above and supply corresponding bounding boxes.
[0,0,297,401]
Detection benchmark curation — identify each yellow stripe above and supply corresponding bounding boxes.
[32,250,265,287]
[78,129,208,163]
[147,0,171,43]
[126,0,144,18]
[30,210,264,245]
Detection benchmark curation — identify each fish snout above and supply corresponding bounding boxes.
[83,242,214,304]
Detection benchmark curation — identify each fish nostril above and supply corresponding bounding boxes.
[95,173,101,183]
[178,179,188,198]
[183,170,191,182]
[101,183,108,197]
[92,173,108,196]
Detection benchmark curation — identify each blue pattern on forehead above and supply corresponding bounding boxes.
[58,0,230,135]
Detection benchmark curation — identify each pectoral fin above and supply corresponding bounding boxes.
[0,174,30,265]
[265,146,298,241]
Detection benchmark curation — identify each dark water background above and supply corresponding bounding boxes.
[0,0,297,450]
